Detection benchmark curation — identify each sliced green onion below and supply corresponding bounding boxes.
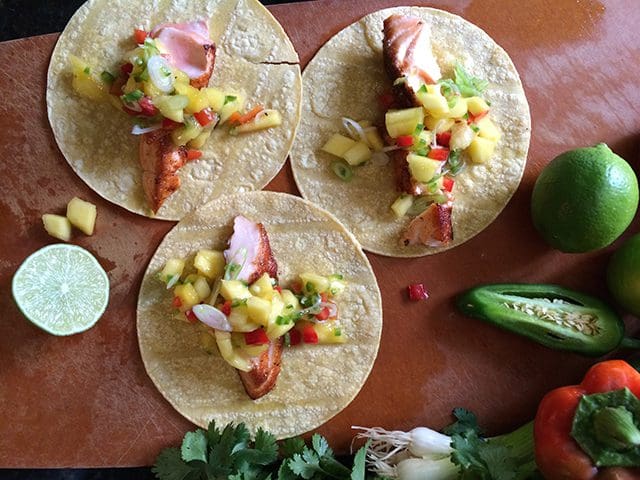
[224,95,237,105]
[417,84,428,93]
[100,71,116,84]
[446,150,465,176]
[331,160,353,182]
[425,174,443,194]
[83,66,90,75]
[413,123,424,136]
[121,89,144,104]
[470,124,480,133]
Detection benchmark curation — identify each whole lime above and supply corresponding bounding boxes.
[607,234,640,316]
[531,144,639,253]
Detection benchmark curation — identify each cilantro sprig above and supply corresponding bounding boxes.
[153,420,372,480]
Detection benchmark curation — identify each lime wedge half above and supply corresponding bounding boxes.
[12,244,110,335]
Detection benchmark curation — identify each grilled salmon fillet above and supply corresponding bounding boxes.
[224,215,281,399]
[383,14,441,107]
[238,338,284,399]
[139,130,189,213]
[401,202,453,247]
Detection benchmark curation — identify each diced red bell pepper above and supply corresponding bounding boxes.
[378,91,396,111]
[162,118,182,130]
[436,131,451,147]
[244,328,269,345]
[274,285,282,294]
[396,135,414,147]
[185,309,198,324]
[407,283,429,301]
[134,29,148,44]
[315,307,330,321]
[138,96,158,116]
[442,176,455,193]
[120,63,133,76]
[427,147,450,161]
[193,108,216,127]
[468,110,489,124]
[302,325,319,344]
[291,280,302,294]
[186,149,203,161]
[172,296,182,308]
[320,292,328,303]
[288,329,302,346]
[219,300,232,316]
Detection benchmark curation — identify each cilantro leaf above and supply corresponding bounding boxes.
[288,449,321,479]
[281,437,306,458]
[350,442,369,480]
[153,447,199,480]
[182,429,208,463]
[311,434,332,457]
[444,407,482,436]
[454,63,489,98]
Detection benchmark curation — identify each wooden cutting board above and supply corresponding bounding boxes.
[1,0,639,468]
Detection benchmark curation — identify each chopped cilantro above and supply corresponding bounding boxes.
[224,262,241,281]
[470,124,480,133]
[454,63,489,98]
[413,123,424,137]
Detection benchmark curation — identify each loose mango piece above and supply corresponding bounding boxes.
[42,214,72,241]
[66,197,97,235]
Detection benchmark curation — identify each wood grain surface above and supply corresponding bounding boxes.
[1,0,639,467]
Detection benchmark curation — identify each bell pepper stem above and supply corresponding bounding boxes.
[620,337,640,349]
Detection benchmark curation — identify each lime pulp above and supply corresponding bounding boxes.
[12,244,110,335]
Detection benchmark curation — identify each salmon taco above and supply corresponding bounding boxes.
[137,191,382,437]
[47,0,301,220]
[290,7,530,257]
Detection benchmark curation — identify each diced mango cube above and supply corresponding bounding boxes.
[385,107,424,138]
[173,283,199,311]
[314,323,347,344]
[214,330,251,371]
[467,136,497,164]
[249,273,274,300]
[407,154,442,183]
[365,128,385,151]
[416,88,449,117]
[343,141,371,166]
[66,197,96,235]
[174,83,209,114]
[447,97,468,118]
[160,258,185,282]
[466,96,490,116]
[203,87,225,112]
[321,134,357,158]
[424,116,455,133]
[69,55,107,101]
[42,214,72,241]
[228,305,261,332]
[391,194,414,218]
[220,280,252,301]
[218,94,245,124]
[280,289,301,312]
[233,110,282,134]
[300,273,330,294]
[476,117,501,142]
[247,296,272,327]
[194,249,225,279]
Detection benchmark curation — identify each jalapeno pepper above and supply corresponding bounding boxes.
[456,284,640,356]
[535,360,640,479]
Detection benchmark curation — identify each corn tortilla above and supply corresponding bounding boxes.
[47,0,301,220]
[137,191,382,437]
[290,7,531,257]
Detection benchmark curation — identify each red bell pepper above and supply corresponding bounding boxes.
[427,147,449,161]
[172,296,182,308]
[442,176,454,193]
[302,325,318,344]
[287,329,302,346]
[407,283,429,301]
[219,300,232,316]
[436,131,451,147]
[162,118,182,130]
[186,149,203,161]
[185,309,198,324]
[138,96,158,116]
[534,360,640,480]
[468,110,489,124]
[244,328,269,345]
[134,29,148,44]
[315,307,330,321]
[396,135,414,147]
[194,108,216,127]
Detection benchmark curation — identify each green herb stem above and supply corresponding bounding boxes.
[490,421,535,464]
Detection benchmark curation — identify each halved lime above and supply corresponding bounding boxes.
[12,244,109,335]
